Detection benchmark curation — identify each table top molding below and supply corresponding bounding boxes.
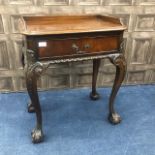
[19,15,127,35]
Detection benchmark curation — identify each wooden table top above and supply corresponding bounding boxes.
[19,15,126,35]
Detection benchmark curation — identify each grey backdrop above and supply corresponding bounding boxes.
[0,0,155,92]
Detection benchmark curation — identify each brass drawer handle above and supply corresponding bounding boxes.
[84,44,91,49]
[72,43,85,54]
[72,43,79,52]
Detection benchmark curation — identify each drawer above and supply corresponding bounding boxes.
[37,36,120,58]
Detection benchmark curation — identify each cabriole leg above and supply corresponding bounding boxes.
[108,54,126,124]
[24,49,44,143]
[26,69,44,143]
[90,59,101,100]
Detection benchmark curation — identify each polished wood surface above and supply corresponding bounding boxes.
[19,15,126,35]
[37,36,119,58]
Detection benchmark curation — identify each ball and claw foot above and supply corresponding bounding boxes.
[28,102,35,113]
[31,128,44,143]
[108,113,121,124]
[90,92,100,100]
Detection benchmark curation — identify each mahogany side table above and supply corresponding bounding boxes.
[19,15,127,143]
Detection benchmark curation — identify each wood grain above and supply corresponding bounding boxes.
[20,15,126,35]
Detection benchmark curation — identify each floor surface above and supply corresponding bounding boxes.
[0,85,155,155]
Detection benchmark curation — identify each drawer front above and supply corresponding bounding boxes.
[37,36,119,58]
